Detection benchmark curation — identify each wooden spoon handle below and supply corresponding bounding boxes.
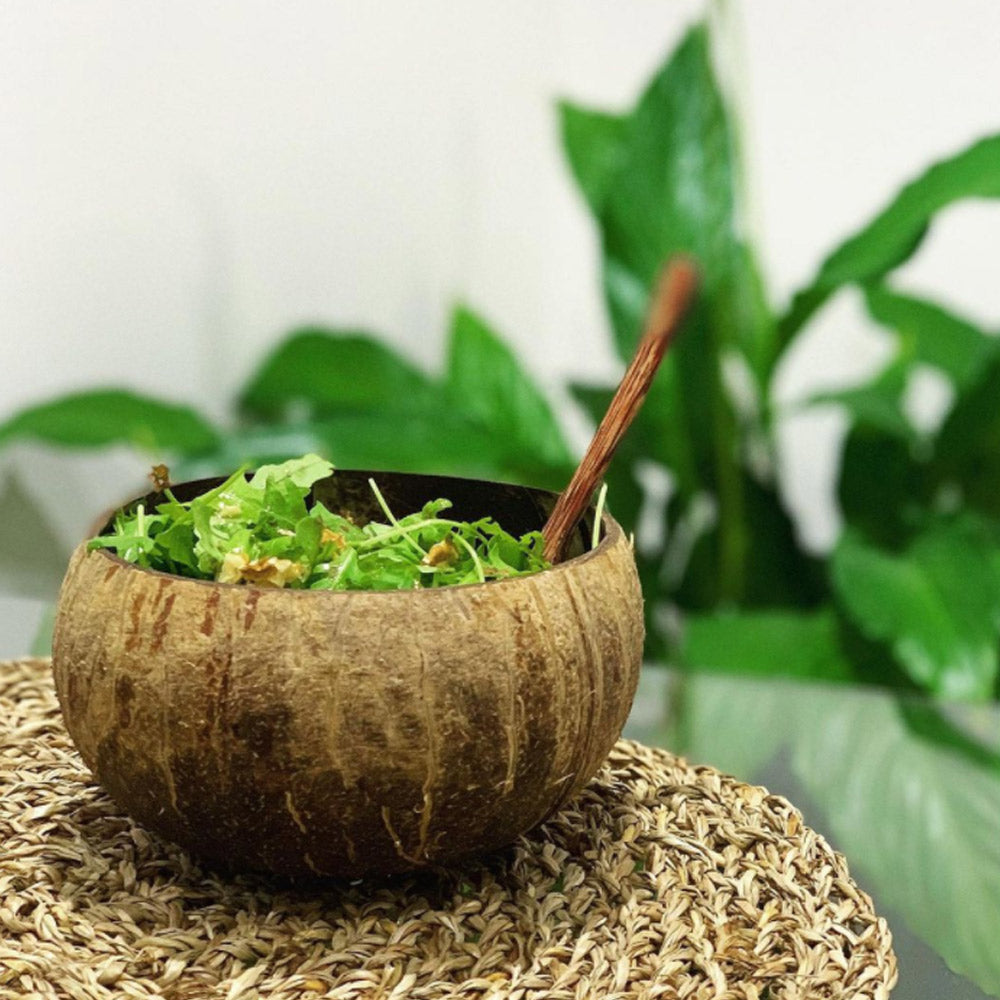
[542,257,698,563]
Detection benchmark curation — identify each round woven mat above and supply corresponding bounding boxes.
[1,658,896,999]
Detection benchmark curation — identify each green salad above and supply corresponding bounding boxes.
[88,455,552,590]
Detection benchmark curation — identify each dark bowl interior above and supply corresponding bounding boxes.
[102,469,597,562]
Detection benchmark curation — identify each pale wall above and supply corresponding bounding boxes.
[2,1,999,589]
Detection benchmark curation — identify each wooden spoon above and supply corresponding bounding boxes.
[542,256,698,563]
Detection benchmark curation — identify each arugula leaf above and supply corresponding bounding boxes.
[89,456,551,592]
[0,390,219,454]
[250,453,335,489]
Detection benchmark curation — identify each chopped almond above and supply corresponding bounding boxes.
[218,552,305,588]
[423,538,458,567]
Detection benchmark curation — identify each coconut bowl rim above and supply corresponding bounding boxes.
[79,469,628,599]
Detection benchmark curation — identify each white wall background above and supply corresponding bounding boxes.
[3,0,1000,589]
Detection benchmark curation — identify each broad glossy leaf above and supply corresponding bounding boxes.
[172,424,333,481]
[674,469,824,611]
[837,423,928,548]
[0,390,219,454]
[813,289,997,450]
[571,379,708,609]
[0,473,69,600]
[807,361,914,440]
[558,101,629,214]
[595,24,774,387]
[780,133,1000,346]
[930,353,1000,520]
[574,381,818,613]
[637,669,1000,995]
[832,522,1000,700]
[190,414,509,484]
[682,607,853,681]
[30,603,56,657]
[239,328,436,419]
[446,306,574,480]
[865,285,998,389]
[563,23,781,614]
[739,472,826,608]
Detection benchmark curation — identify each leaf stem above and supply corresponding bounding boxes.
[592,482,608,550]
[368,478,426,558]
[452,532,486,583]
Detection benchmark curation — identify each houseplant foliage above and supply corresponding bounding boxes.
[5,23,1000,703]
[4,19,1000,989]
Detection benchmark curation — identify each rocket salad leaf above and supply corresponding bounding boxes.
[87,455,551,590]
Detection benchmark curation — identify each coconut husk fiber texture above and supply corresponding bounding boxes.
[1,658,896,1000]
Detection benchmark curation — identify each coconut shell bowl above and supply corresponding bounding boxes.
[51,469,644,880]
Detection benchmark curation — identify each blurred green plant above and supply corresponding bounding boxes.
[625,666,1000,993]
[4,21,1000,704]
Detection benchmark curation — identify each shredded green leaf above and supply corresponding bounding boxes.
[592,481,608,550]
[87,454,553,590]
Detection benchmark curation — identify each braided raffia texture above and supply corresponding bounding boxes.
[1,659,896,999]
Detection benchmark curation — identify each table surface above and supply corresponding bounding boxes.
[2,595,994,1000]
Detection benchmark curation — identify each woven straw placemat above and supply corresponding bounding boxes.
[1,658,896,1000]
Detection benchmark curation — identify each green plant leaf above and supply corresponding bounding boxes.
[779,133,1000,346]
[595,24,773,385]
[314,411,519,482]
[832,521,1000,700]
[558,102,629,214]
[639,669,1000,995]
[809,289,998,449]
[186,414,505,482]
[864,284,999,389]
[837,419,934,550]
[234,317,573,491]
[738,473,826,608]
[929,353,1000,520]
[446,306,575,481]
[806,361,914,440]
[248,453,333,489]
[172,424,335,482]
[562,23,786,613]
[0,473,69,601]
[91,455,551,591]
[571,377,692,490]
[671,469,824,612]
[682,607,853,681]
[238,328,437,420]
[572,382,819,615]
[0,390,219,454]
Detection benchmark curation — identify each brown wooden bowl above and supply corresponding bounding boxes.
[51,470,644,879]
